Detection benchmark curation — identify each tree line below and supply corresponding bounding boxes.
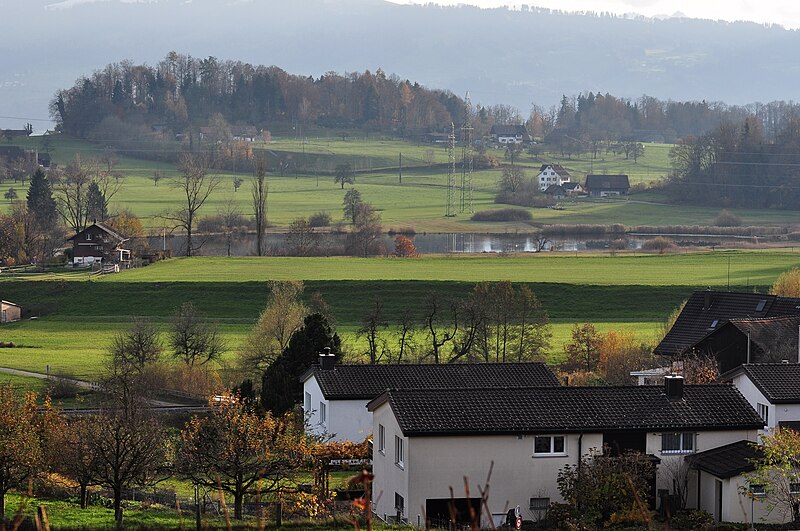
[50,52,467,142]
[667,115,800,209]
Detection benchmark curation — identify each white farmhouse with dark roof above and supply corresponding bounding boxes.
[300,356,559,442]
[368,377,763,527]
[536,164,571,191]
[722,363,800,432]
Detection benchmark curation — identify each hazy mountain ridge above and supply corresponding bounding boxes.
[1,0,798,130]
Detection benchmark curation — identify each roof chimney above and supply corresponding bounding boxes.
[319,347,335,371]
[703,291,711,311]
[664,375,684,400]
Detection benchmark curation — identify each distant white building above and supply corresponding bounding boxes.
[536,164,571,191]
[369,377,765,527]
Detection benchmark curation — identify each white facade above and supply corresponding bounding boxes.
[497,134,523,144]
[730,372,800,431]
[696,470,779,525]
[536,165,570,191]
[372,399,761,528]
[302,375,372,442]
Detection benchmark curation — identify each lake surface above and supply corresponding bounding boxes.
[147,232,765,256]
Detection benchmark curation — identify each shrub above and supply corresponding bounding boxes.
[471,208,532,222]
[713,209,742,227]
[670,509,714,530]
[308,212,331,228]
[641,236,673,253]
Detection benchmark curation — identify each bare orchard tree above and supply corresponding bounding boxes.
[166,153,221,256]
[56,155,92,233]
[169,302,225,367]
[358,296,388,363]
[252,158,268,256]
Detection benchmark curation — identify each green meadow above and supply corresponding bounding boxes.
[1,251,795,379]
[3,134,795,233]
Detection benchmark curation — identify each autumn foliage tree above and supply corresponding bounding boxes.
[0,386,57,521]
[392,235,419,257]
[599,331,655,385]
[564,323,603,373]
[771,267,800,298]
[179,399,310,520]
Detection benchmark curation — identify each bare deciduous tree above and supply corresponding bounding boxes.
[165,153,221,256]
[169,302,225,367]
[252,158,268,256]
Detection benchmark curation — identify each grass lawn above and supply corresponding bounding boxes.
[4,492,406,530]
[4,135,793,233]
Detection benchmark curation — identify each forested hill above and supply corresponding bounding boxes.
[3,0,800,131]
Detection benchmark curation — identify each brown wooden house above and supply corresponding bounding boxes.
[67,222,130,266]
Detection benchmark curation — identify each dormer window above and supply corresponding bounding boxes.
[710,320,718,328]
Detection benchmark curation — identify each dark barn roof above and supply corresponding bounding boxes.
[67,222,127,244]
[539,163,571,177]
[686,440,763,479]
[585,174,630,190]
[367,385,763,436]
[303,362,560,400]
[655,291,800,356]
[729,363,800,404]
[490,124,531,141]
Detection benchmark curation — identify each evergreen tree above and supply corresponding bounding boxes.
[260,313,340,414]
[85,181,107,222]
[26,168,57,229]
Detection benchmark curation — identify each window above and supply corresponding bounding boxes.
[757,403,769,425]
[394,492,405,513]
[661,432,695,454]
[529,497,550,510]
[790,483,800,495]
[86,233,92,241]
[304,392,311,412]
[319,401,327,425]
[756,300,767,312]
[394,435,404,468]
[533,435,566,455]
[378,424,386,454]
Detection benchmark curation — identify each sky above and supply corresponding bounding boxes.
[389,0,800,29]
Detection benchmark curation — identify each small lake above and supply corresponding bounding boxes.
[147,232,765,256]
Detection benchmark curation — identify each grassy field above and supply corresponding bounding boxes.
[0,251,794,378]
[4,134,795,233]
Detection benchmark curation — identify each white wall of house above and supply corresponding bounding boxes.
[696,470,781,524]
[536,166,570,191]
[646,429,759,496]
[372,403,411,523]
[497,135,522,144]
[302,376,372,442]
[732,373,800,431]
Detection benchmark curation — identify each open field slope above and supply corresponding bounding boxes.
[4,135,797,233]
[100,251,800,286]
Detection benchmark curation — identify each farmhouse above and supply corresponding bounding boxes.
[721,363,800,432]
[369,377,763,527]
[585,174,630,197]
[536,164,571,191]
[0,300,21,323]
[301,356,559,442]
[67,222,130,266]
[544,184,566,199]
[690,315,800,373]
[655,290,800,360]
[489,124,531,145]
[562,181,583,194]
[232,126,259,142]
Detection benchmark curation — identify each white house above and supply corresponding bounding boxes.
[368,377,763,527]
[489,124,531,145]
[722,363,800,432]
[300,356,560,442]
[536,164,571,191]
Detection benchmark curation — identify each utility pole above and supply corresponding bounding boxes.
[459,92,474,213]
[445,123,456,217]
[399,152,402,184]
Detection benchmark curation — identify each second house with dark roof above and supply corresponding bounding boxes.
[301,355,559,442]
[368,376,764,527]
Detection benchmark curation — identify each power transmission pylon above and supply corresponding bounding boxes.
[445,122,456,217]
[459,92,474,213]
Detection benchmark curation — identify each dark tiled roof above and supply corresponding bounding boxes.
[545,184,565,195]
[729,316,800,354]
[585,174,630,190]
[305,363,560,400]
[539,163,571,177]
[740,363,800,403]
[67,222,127,243]
[563,182,581,190]
[655,291,800,356]
[368,385,763,436]
[686,440,762,479]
